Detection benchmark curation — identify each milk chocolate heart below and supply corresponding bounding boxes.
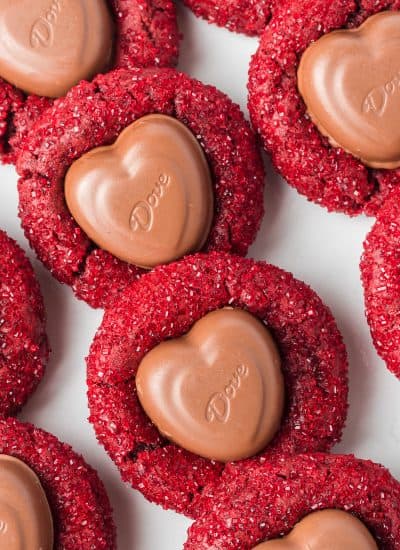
[0,0,114,97]
[65,114,214,269]
[298,11,400,169]
[0,455,53,550]
[136,308,284,462]
[253,510,377,550]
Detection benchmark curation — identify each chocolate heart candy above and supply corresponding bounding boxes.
[0,0,114,97]
[136,308,284,463]
[298,11,400,169]
[65,114,214,269]
[253,510,377,550]
[0,455,53,550]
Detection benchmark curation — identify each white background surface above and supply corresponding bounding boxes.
[0,4,399,548]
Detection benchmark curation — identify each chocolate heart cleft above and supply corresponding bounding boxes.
[0,455,54,550]
[0,0,114,97]
[298,11,400,169]
[135,308,284,463]
[253,510,378,550]
[65,114,214,269]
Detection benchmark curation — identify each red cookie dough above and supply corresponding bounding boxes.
[17,68,265,309]
[185,453,400,548]
[0,0,179,164]
[361,185,400,378]
[182,0,274,36]
[248,0,400,216]
[87,252,348,517]
[0,230,49,417]
[0,417,116,549]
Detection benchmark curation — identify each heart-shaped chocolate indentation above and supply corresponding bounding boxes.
[253,510,378,550]
[65,114,214,269]
[0,0,114,97]
[0,455,53,550]
[136,308,284,463]
[298,11,400,169]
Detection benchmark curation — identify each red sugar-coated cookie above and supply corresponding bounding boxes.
[17,68,265,309]
[0,230,49,417]
[87,252,348,517]
[185,453,400,548]
[0,418,116,549]
[248,0,400,216]
[1,0,179,164]
[361,185,400,378]
[182,0,274,36]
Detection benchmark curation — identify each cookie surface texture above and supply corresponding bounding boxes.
[182,0,273,35]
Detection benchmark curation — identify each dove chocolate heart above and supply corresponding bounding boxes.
[253,510,378,550]
[0,0,114,97]
[0,455,53,550]
[298,11,400,169]
[135,308,284,462]
[65,114,214,269]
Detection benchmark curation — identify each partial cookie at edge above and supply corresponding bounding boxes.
[0,0,180,164]
[185,453,400,548]
[248,0,400,215]
[0,417,116,549]
[361,185,400,378]
[0,230,49,417]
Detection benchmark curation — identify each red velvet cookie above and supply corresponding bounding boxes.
[181,0,274,36]
[17,68,265,309]
[0,417,116,549]
[87,252,348,517]
[0,230,49,417]
[248,0,400,216]
[0,0,179,164]
[185,453,400,548]
[361,185,400,378]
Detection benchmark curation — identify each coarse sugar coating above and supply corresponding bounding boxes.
[86,252,348,517]
[361,185,400,378]
[181,0,274,36]
[0,230,49,417]
[1,0,180,164]
[248,0,400,216]
[0,418,116,549]
[17,68,265,309]
[185,453,400,548]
